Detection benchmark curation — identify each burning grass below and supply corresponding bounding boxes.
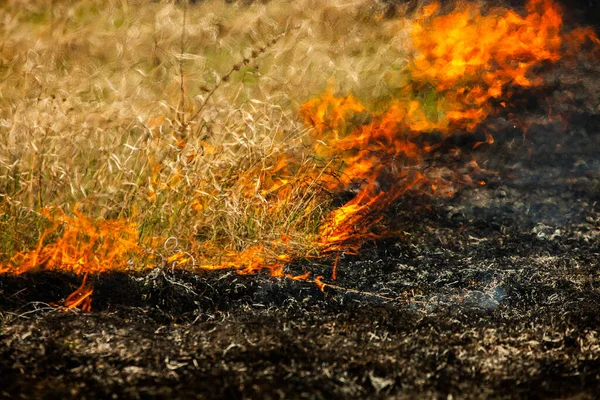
[0,206,141,275]
[1,0,599,309]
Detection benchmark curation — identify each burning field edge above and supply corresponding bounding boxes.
[2,130,600,398]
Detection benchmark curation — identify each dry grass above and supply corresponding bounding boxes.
[0,0,414,268]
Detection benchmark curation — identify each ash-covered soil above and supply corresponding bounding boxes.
[1,118,599,399]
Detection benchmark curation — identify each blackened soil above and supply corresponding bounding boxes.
[1,123,600,399]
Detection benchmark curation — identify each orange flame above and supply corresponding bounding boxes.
[409,0,565,132]
[63,272,93,312]
[0,206,143,311]
[300,0,598,253]
[0,206,141,275]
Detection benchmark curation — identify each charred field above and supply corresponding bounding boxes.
[2,122,600,399]
[2,0,600,398]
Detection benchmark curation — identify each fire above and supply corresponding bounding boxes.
[298,0,599,256]
[0,206,143,311]
[0,206,141,276]
[413,0,563,88]
[410,0,564,132]
[1,0,599,308]
[63,272,94,312]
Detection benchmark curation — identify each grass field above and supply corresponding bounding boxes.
[0,0,415,273]
[1,0,597,288]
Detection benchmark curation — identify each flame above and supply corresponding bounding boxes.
[409,0,565,132]
[0,206,141,275]
[63,272,93,312]
[0,206,144,310]
[297,0,599,256]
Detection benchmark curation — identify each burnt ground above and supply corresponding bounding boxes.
[1,115,599,400]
